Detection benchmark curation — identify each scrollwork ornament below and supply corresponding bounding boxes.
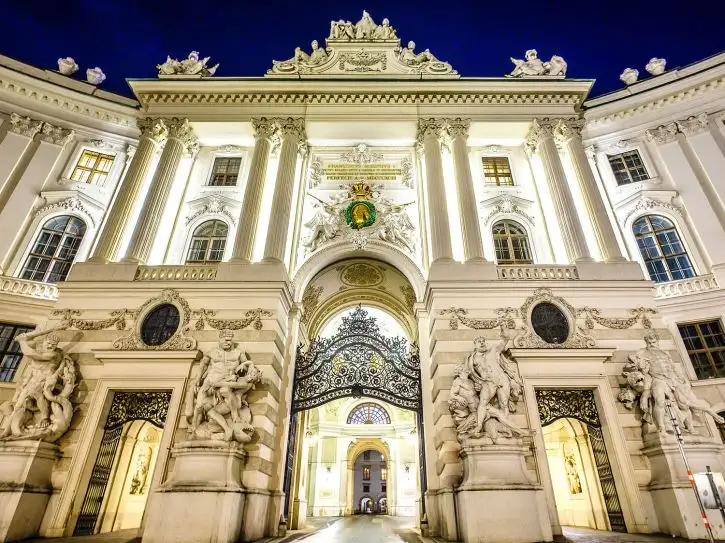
[440,307,518,330]
[577,306,656,330]
[51,308,137,330]
[192,308,272,331]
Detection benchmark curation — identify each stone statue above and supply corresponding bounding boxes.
[0,324,80,443]
[354,10,377,39]
[378,204,415,253]
[57,57,78,76]
[508,50,567,77]
[372,18,397,40]
[129,443,152,495]
[449,326,527,443]
[564,450,582,494]
[302,199,343,253]
[157,51,219,77]
[185,330,261,444]
[619,331,724,435]
[330,19,355,40]
[399,41,438,66]
[271,40,330,74]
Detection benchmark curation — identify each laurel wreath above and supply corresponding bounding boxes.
[345,201,376,229]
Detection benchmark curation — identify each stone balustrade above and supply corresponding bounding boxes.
[134,265,218,281]
[0,276,59,300]
[654,274,719,298]
[496,265,580,280]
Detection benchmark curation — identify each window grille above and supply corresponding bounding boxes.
[632,215,694,283]
[347,402,391,424]
[70,150,115,184]
[482,156,514,186]
[492,220,532,264]
[186,220,228,263]
[677,320,725,379]
[0,322,33,382]
[21,215,86,283]
[607,150,649,185]
[208,157,242,187]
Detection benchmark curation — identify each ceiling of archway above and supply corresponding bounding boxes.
[302,258,416,339]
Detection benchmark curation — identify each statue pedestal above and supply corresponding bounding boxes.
[455,438,551,543]
[0,440,58,542]
[643,433,725,539]
[143,441,248,543]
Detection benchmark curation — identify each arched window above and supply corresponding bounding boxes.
[20,215,86,283]
[492,220,532,264]
[186,220,228,263]
[632,215,694,283]
[347,402,391,424]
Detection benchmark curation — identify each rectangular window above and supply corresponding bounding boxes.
[381,483,387,493]
[0,323,34,382]
[70,150,115,185]
[607,150,649,185]
[677,320,725,379]
[208,157,242,187]
[363,465,371,480]
[363,451,370,461]
[482,156,514,186]
[362,483,370,493]
[380,467,387,481]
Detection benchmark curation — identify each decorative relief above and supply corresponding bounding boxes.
[308,157,323,188]
[39,122,74,147]
[481,195,535,225]
[508,49,567,78]
[516,289,593,349]
[645,57,667,76]
[340,262,384,286]
[622,197,683,224]
[157,51,218,78]
[9,113,43,138]
[400,285,416,313]
[192,308,271,331]
[137,117,168,144]
[165,118,198,156]
[576,307,655,330]
[440,307,518,331]
[524,118,557,153]
[51,308,137,330]
[535,388,600,428]
[185,196,237,226]
[301,285,324,325]
[645,123,678,145]
[34,196,99,227]
[553,119,585,143]
[339,50,387,72]
[340,143,384,165]
[676,113,710,137]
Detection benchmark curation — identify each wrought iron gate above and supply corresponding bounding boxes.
[534,388,626,533]
[283,306,426,517]
[74,391,171,536]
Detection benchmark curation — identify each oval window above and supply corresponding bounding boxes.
[140,303,180,346]
[531,302,569,344]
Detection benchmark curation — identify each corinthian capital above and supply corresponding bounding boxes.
[9,113,43,138]
[164,118,198,156]
[645,123,678,145]
[524,118,557,152]
[275,117,306,142]
[445,118,471,139]
[416,118,447,145]
[553,119,585,144]
[676,113,710,137]
[39,123,74,147]
[137,117,168,144]
[251,117,277,140]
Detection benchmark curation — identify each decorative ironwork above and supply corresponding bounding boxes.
[531,302,570,345]
[347,402,391,424]
[535,388,600,428]
[105,391,172,430]
[292,307,421,412]
[590,425,626,532]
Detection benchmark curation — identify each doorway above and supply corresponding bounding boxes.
[535,388,626,533]
[74,391,171,536]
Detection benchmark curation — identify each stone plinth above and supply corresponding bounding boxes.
[643,433,725,539]
[0,440,59,542]
[142,440,247,543]
[455,438,551,543]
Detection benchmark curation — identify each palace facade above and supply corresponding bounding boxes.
[1,12,725,543]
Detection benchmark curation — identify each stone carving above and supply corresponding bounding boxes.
[9,113,43,138]
[39,123,74,147]
[192,308,271,331]
[185,196,237,226]
[577,306,655,330]
[51,308,137,331]
[86,67,106,85]
[34,196,98,227]
[185,330,261,444]
[57,57,78,76]
[620,68,639,85]
[303,195,346,252]
[482,195,535,225]
[129,443,152,495]
[272,40,331,75]
[165,118,198,156]
[157,51,219,77]
[399,41,437,66]
[339,50,386,72]
[564,449,582,494]
[377,203,415,252]
[340,262,384,286]
[449,327,527,443]
[623,197,683,224]
[400,285,416,313]
[441,307,518,331]
[0,323,80,443]
[645,57,666,76]
[645,123,679,145]
[329,11,397,41]
[137,117,168,144]
[301,285,324,325]
[676,113,710,137]
[508,50,567,77]
[619,331,724,436]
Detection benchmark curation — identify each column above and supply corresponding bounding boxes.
[527,118,591,262]
[0,123,74,273]
[89,118,166,263]
[447,118,486,262]
[555,120,625,262]
[0,114,43,211]
[231,118,276,263]
[123,118,196,264]
[677,113,725,211]
[263,118,305,264]
[417,118,453,263]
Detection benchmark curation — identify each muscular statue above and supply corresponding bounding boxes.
[185,330,262,444]
[0,324,80,442]
[449,326,527,443]
[619,331,724,435]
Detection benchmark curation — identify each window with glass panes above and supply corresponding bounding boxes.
[186,220,228,263]
[70,150,115,184]
[21,215,86,283]
[632,215,694,283]
[0,323,33,382]
[492,220,533,264]
[677,320,725,379]
[482,156,514,186]
[607,150,649,185]
[208,157,242,187]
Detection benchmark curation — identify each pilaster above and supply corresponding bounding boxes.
[0,114,43,212]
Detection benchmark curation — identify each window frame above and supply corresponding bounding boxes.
[185,219,229,264]
[19,214,87,283]
[347,402,392,424]
[481,156,515,187]
[69,149,117,185]
[0,322,34,382]
[492,219,533,265]
[606,149,650,186]
[631,214,695,283]
[207,155,243,187]
[677,319,725,380]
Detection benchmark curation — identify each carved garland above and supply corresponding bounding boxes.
[191,308,271,331]
[439,307,518,330]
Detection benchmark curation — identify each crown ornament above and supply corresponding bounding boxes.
[349,182,373,200]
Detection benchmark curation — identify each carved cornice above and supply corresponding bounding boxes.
[553,118,584,143]
[34,196,98,227]
[137,117,168,144]
[39,123,74,147]
[9,113,43,138]
[645,123,678,145]
[676,113,710,137]
[623,197,683,224]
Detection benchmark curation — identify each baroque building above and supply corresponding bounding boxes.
[1,11,725,543]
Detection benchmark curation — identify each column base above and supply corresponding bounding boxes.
[0,440,59,542]
[455,438,551,543]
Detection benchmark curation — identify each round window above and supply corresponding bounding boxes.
[140,303,180,346]
[530,302,570,345]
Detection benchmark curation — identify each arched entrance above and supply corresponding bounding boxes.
[283,258,425,529]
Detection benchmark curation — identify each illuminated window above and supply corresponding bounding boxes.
[208,157,242,187]
[678,320,725,379]
[607,150,649,185]
[363,466,371,480]
[381,467,387,481]
[0,322,33,382]
[186,220,228,263]
[492,220,532,264]
[633,215,694,283]
[347,403,391,424]
[482,156,514,186]
[70,150,115,184]
[21,215,86,283]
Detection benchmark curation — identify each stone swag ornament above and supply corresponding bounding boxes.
[184,329,261,444]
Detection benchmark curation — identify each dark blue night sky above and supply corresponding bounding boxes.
[3,0,724,99]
